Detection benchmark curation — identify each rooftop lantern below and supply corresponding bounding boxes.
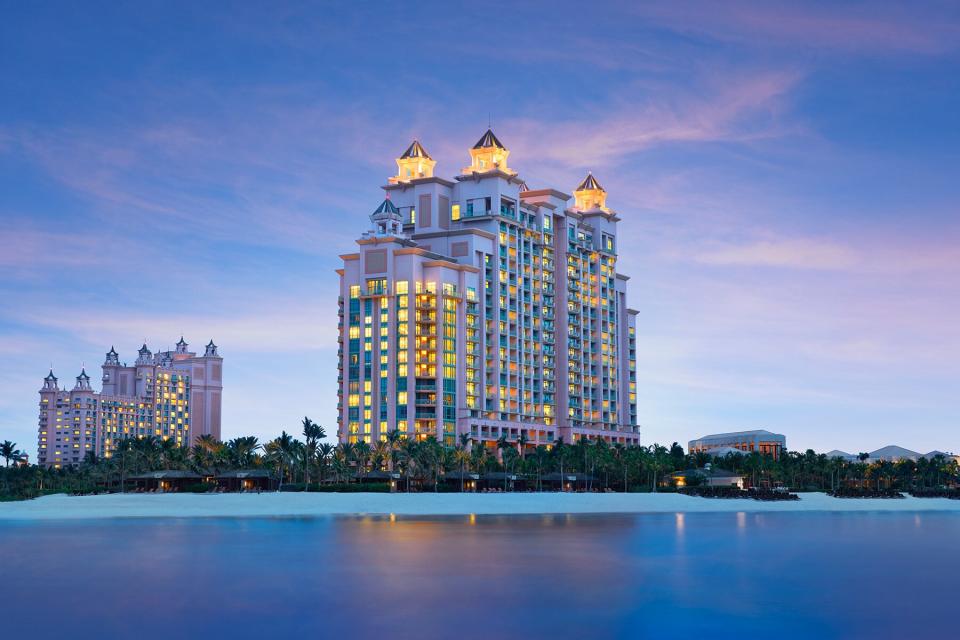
[390,139,436,184]
[43,369,59,391]
[368,196,406,238]
[73,368,92,391]
[573,172,608,211]
[105,346,120,366]
[463,128,515,176]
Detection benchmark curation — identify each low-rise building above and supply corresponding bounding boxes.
[666,467,746,489]
[688,430,786,460]
[827,447,959,464]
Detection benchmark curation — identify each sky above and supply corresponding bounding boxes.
[1,1,958,460]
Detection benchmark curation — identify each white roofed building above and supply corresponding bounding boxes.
[688,430,786,460]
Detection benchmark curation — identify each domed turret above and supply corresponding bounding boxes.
[463,129,515,175]
[204,340,219,357]
[390,139,436,184]
[175,336,188,354]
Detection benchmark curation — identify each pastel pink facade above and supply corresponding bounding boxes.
[37,338,222,468]
[337,132,639,450]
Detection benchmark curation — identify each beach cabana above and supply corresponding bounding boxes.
[441,471,480,492]
[480,472,526,492]
[215,470,276,492]
[354,470,401,490]
[129,470,203,492]
[540,472,597,492]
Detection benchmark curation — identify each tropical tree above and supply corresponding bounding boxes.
[264,431,296,489]
[301,417,325,484]
[1,440,23,467]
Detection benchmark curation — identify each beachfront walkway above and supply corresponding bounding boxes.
[2,491,959,520]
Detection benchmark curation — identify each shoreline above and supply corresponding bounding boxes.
[1,491,959,520]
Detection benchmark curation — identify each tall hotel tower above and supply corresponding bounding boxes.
[37,338,223,468]
[337,131,639,448]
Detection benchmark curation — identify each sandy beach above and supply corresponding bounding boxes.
[1,491,959,520]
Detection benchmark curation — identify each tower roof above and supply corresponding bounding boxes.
[45,370,57,381]
[575,172,605,192]
[207,339,217,347]
[176,336,187,347]
[138,343,151,354]
[473,128,505,150]
[107,346,117,356]
[77,368,89,380]
[372,198,400,216]
[399,140,432,160]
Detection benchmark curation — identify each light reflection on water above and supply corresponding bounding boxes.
[1,512,957,639]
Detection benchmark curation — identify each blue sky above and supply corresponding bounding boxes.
[2,1,959,460]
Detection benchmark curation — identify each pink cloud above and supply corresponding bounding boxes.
[635,1,960,55]
[694,237,858,270]
[499,70,803,170]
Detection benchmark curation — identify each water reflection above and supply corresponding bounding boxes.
[2,512,958,639]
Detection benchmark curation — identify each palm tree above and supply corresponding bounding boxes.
[496,434,509,466]
[264,431,295,489]
[1,440,22,467]
[516,433,529,460]
[398,438,418,492]
[354,441,371,481]
[1,440,23,494]
[553,438,569,490]
[385,429,403,473]
[531,445,549,492]
[301,417,325,484]
[453,445,471,492]
[227,436,260,468]
[649,444,669,492]
[317,443,335,481]
[113,438,136,493]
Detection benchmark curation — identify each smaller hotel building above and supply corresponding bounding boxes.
[37,338,223,468]
[688,430,787,460]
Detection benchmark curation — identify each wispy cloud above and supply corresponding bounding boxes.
[635,1,960,55]
[502,70,804,170]
[693,237,857,270]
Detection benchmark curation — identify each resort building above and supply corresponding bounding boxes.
[37,338,223,468]
[688,430,786,460]
[826,447,959,464]
[336,131,640,450]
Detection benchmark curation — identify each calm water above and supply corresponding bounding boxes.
[2,512,957,639]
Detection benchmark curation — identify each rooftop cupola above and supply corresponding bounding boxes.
[105,346,120,366]
[463,129,515,176]
[573,172,608,211]
[390,139,436,184]
[136,343,153,365]
[175,336,189,354]
[368,196,406,238]
[205,340,219,357]
[73,368,92,391]
[43,369,59,391]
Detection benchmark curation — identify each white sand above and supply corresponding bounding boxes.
[1,491,959,520]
